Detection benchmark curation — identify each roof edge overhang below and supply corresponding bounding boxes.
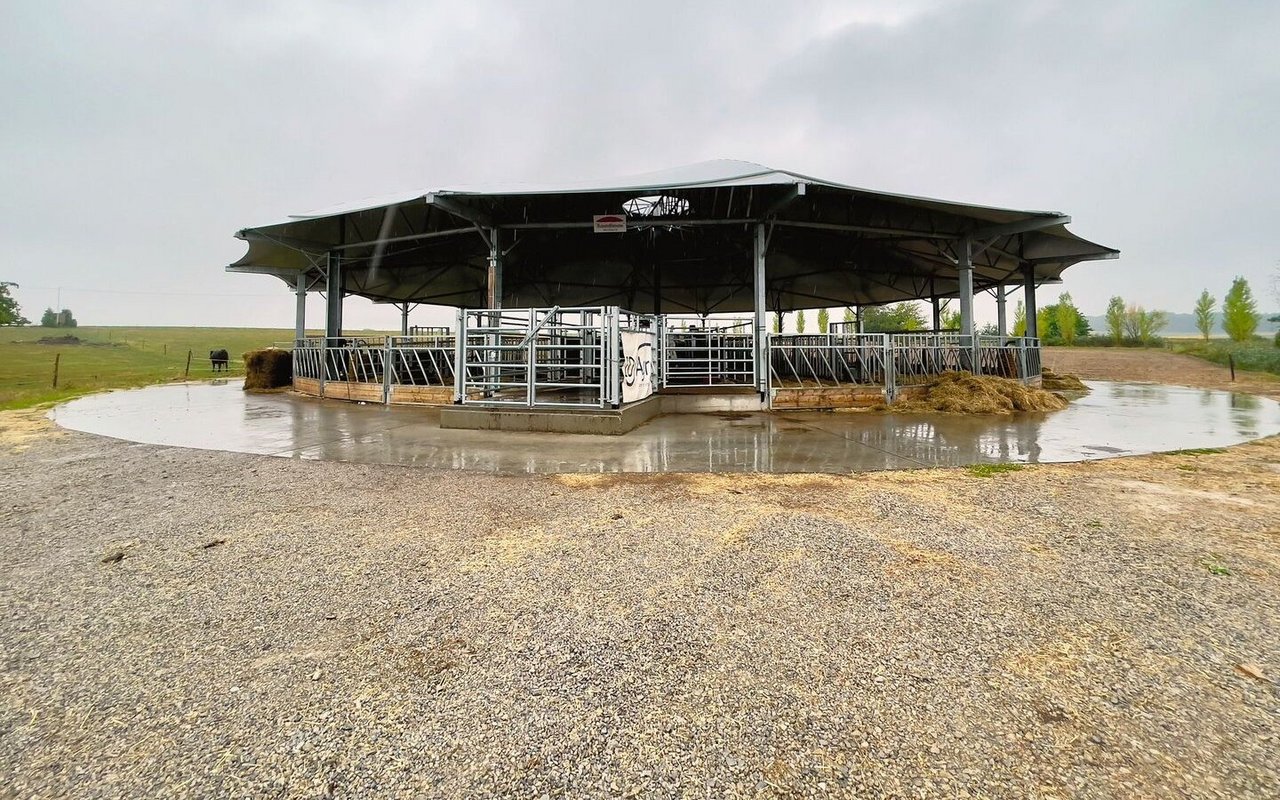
[225,160,1119,310]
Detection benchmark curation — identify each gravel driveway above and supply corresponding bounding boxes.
[2,377,1278,797]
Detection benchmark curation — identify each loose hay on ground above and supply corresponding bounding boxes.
[0,409,60,451]
[891,371,1069,414]
[1041,367,1090,392]
[242,348,293,392]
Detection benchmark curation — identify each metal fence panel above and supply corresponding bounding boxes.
[661,317,755,386]
[458,307,625,408]
[768,333,888,387]
[290,321,1044,409]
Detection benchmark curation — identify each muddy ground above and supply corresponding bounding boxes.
[1,351,1277,798]
[1045,346,1280,401]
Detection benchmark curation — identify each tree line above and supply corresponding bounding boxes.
[768,272,1275,348]
[1191,276,1263,342]
[0,282,78,328]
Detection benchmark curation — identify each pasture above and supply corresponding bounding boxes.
[1,326,371,410]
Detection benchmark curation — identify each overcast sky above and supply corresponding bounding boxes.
[3,0,1277,330]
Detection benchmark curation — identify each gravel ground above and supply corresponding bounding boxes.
[2,358,1278,798]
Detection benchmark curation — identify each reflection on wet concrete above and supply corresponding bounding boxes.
[50,380,1280,474]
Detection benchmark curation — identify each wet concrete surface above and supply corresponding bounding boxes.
[49,379,1280,474]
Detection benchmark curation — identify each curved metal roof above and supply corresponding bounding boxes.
[228,159,1118,313]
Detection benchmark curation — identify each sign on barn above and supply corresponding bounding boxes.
[592,214,626,233]
[620,331,656,403]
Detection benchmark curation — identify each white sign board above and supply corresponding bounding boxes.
[593,214,627,233]
[620,331,656,404]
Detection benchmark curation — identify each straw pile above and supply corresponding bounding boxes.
[891,371,1068,415]
[243,348,293,392]
[1041,367,1090,392]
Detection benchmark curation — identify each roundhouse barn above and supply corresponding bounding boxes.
[228,160,1117,431]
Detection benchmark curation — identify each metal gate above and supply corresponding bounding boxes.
[660,316,755,386]
[456,307,659,408]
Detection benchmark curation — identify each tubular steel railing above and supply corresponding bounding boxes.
[289,320,1044,408]
[292,339,324,381]
[890,333,968,386]
[764,332,1043,400]
[769,334,888,388]
[387,334,458,387]
[661,316,755,387]
[458,307,617,408]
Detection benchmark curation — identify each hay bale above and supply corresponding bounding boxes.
[1041,367,1090,392]
[243,348,293,392]
[891,371,1069,415]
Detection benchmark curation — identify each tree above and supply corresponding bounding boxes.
[1221,276,1259,342]
[842,307,855,325]
[941,307,962,331]
[1105,296,1126,343]
[795,309,806,333]
[1121,305,1141,339]
[1053,292,1081,345]
[0,282,28,326]
[1036,308,1053,342]
[1012,300,1027,337]
[861,302,927,333]
[1138,309,1168,344]
[1027,299,1089,344]
[1124,305,1168,345]
[817,307,829,333]
[1193,290,1215,341]
[42,307,78,328]
[772,311,783,334]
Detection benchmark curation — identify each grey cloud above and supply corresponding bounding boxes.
[2,0,1276,327]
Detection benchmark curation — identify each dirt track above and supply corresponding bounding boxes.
[1,351,1278,798]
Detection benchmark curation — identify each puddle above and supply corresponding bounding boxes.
[49,380,1280,474]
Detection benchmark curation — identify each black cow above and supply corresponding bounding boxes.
[210,349,229,373]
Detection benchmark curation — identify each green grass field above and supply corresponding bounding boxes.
[0,326,372,410]
[1168,336,1280,376]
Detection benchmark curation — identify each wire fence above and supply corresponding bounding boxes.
[5,350,249,389]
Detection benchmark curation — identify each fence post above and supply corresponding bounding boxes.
[184,349,192,379]
[382,337,394,404]
[657,315,666,388]
[883,334,895,402]
[453,309,466,404]
[318,339,327,398]
[52,353,60,388]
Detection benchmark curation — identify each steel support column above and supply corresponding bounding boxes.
[484,229,502,398]
[1023,266,1038,339]
[931,297,942,331]
[486,228,502,309]
[754,223,768,395]
[400,303,410,336]
[996,286,1008,338]
[294,272,306,342]
[958,237,975,369]
[325,252,342,339]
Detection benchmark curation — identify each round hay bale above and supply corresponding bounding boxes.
[243,348,293,392]
[891,371,1069,415]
